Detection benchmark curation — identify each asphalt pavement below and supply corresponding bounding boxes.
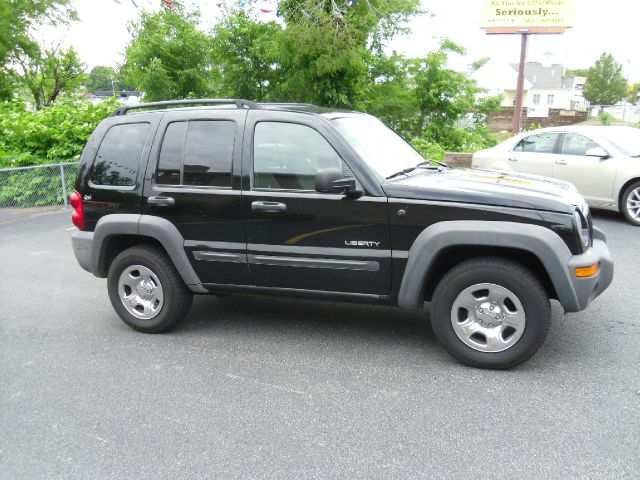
[0,209,638,479]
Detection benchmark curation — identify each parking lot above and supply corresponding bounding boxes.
[1,209,638,479]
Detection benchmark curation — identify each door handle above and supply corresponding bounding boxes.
[555,160,568,165]
[148,196,175,206]
[508,157,518,162]
[251,201,287,213]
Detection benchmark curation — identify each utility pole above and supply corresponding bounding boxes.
[512,32,528,134]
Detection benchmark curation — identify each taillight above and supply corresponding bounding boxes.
[70,190,85,231]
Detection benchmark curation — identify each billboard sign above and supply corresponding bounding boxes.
[481,0,576,33]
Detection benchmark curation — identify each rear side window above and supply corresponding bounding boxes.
[513,133,559,154]
[157,120,235,187]
[91,123,150,187]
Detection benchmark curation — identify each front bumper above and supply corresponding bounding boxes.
[564,227,614,312]
[71,231,93,273]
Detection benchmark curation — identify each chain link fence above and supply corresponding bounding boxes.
[0,162,80,209]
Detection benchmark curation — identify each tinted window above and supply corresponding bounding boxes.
[561,133,600,156]
[513,133,559,154]
[253,122,343,190]
[157,121,186,185]
[91,123,150,186]
[183,121,235,187]
[156,120,235,187]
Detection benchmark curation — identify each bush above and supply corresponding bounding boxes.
[0,97,120,168]
[598,111,612,126]
[410,138,446,161]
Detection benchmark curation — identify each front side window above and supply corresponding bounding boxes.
[91,123,150,187]
[513,133,559,154]
[253,122,344,190]
[560,133,600,156]
[157,120,235,187]
[331,115,425,179]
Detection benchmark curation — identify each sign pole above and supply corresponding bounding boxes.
[512,32,528,134]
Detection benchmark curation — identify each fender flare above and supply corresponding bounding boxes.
[397,221,580,311]
[91,214,206,293]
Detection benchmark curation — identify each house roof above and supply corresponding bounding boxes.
[509,63,573,90]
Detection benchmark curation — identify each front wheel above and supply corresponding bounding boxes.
[621,181,640,226]
[107,245,193,333]
[430,257,551,369]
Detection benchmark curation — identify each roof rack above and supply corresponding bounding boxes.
[111,98,260,116]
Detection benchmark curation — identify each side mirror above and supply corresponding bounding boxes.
[315,168,361,198]
[585,147,609,159]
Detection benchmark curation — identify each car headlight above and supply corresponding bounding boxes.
[573,207,592,249]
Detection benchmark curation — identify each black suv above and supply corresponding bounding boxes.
[70,99,613,369]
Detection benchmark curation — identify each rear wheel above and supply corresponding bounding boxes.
[621,181,640,226]
[430,257,550,369]
[107,245,193,333]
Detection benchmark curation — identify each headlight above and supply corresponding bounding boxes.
[573,207,592,249]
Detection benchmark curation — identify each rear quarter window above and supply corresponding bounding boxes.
[91,123,150,187]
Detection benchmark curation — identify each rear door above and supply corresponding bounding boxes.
[507,132,560,177]
[82,117,159,231]
[142,109,250,286]
[241,110,391,296]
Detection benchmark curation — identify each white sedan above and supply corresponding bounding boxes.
[472,126,640,225]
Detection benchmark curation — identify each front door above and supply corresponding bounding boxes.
[241,112,391,296]
[552,132,617,205]
[142,109,250,286]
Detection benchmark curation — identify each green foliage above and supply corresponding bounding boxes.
[87,66,117,92]
[523,121,543,131]
[565,68,589,78]
[0,163,79,207]
[0,0,76,99]
[470,57,491,72]
[598,111,612,126]
[628,83,639,106]
[275,0,422,107]
[0,97,120,168]
[121,6,219,101]
[211,10,283,101]
[409,138,445,161]
[584,53,628,106]
[14,46,87,109]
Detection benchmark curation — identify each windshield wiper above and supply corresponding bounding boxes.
[386,161,443,180]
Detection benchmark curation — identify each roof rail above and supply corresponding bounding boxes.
[111,98,260,116]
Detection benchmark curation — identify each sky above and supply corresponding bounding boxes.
[37,0,640,82]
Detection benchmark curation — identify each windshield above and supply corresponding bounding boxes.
[331,116,426,178]
[599,127,640,157]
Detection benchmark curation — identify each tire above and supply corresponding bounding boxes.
[621,181,640,226]
[430,257,551,369]
[107,245,193,333]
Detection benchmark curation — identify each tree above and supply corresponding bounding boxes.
[470,57,491,72]
[211,10,283,101]
[627,83,639,106]
[409,40,501,150]
[583,53,628,106]
[275,0,422,108]
[87,66,117,93]
[565,68,589,78]
[15,45,86,109]
[121,6,219,101]
[0,0,75,100]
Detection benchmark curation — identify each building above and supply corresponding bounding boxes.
[83,90,142,106]
[470,59,587,113]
